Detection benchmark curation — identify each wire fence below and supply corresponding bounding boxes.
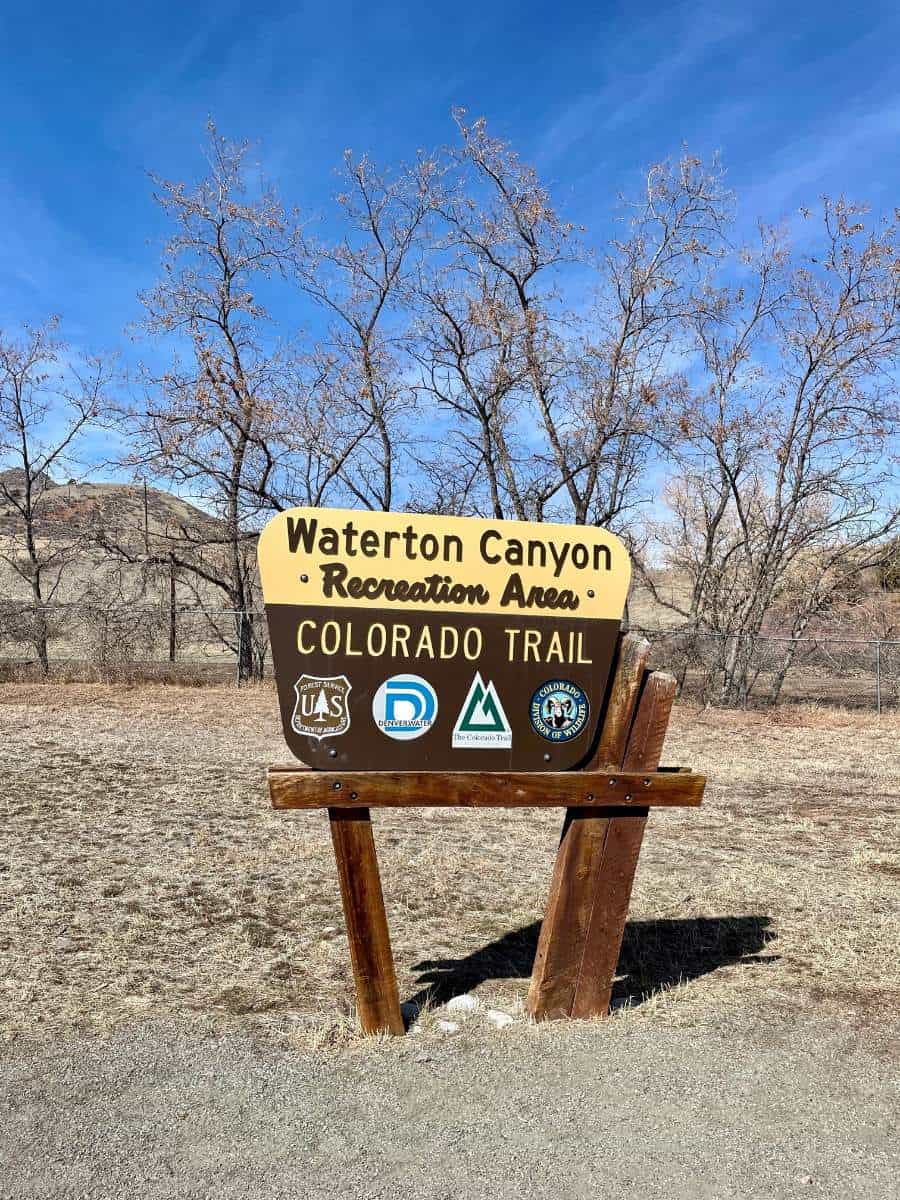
[1,602,898,710]
[636,626,900,713]
[0,604,267,685]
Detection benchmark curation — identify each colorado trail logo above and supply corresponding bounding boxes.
[372,674,438,741]
[452,671,512,749]
[292,674,351,740]
[530,679,589,742]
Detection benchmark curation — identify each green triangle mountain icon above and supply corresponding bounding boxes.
[453,672,512,749]
[459,675,505,731]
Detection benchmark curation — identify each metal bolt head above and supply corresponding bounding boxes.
[586,792,594,801]
[587,588,595,598]
[350,791,358,800]
[643,778,652,788]
[328,748,337,758]
[332,781,342,791]
[608,777,617,787]
[624,793,633,803]
[300,574,309,583]
[543,753,551,762]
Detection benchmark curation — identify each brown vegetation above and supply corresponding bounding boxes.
[1,683,896,1048]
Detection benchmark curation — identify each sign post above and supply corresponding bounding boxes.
[260,507,705,1034]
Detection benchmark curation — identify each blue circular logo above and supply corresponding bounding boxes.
[530,680,590,742]
[372,674,438,741]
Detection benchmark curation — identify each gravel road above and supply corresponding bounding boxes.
[1,1017,896,1199]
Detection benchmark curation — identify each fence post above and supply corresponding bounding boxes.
[236,610,244,688]
[875,640,882,716]
[168,554,177,663]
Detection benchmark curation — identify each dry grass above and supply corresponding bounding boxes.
[1,682,898,1049]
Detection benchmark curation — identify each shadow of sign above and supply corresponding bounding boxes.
[405,915,777,1015]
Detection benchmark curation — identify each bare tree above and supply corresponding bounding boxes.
[0,318,112,674]
[410,260,532,518]
[120,123,304,679]
[415,114,730,528]
[574,152,731,530]
[646,202,900,703]
[288,150,440,512]
[421,111,577,521]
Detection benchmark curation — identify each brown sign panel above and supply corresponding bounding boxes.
[258,508,630,771]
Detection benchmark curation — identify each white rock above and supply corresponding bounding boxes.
[485,1009,514,1029]
[445,993,480,1013]
[437,1019,460,1034]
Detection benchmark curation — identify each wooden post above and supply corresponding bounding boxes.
[570,671,677,1018]
[526,633,649,1019]
[168,553,177,664]
[527,635,678,1021]
[591,633,653,770]
[327,808,405,1035]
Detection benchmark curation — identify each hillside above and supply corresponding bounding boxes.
[0,474,230,609]
[0,472,222,542]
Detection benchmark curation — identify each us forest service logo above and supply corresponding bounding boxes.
[292,674,352,740]
[372,674,438,741]
[452,671,512,749]
[530,680,590,742]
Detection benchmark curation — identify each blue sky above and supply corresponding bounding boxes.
[2,0,899,360]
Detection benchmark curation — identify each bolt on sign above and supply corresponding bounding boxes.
[258,508,630,771]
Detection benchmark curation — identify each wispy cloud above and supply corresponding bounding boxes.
[737,96,900,227]
[534,4,751,169]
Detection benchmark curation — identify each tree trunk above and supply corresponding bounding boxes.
[34,605,49,677]
[29,577,49,677]
[237,611,256,683]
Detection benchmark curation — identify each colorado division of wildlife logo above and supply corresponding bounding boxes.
[530,679,589,742]
[372,674,438,741]
[292,674,352,740]
[452,672,512,749]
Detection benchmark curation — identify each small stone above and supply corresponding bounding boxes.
[445,993,480,1014]
[485,1009,514,1029]
[437,1019,459,1034]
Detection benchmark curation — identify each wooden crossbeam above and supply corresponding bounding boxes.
[268,767,704,810]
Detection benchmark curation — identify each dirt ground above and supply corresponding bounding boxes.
[1,683,898,1196]
[2,1018,897,1199]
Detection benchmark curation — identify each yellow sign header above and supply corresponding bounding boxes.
[258,507,631,621]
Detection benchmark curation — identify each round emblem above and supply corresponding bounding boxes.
[372,674,438,740]
[529,679,590,742]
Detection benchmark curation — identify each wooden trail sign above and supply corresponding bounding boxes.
[258,507,631,771]
[266,628,707,1036]
[260,508,705,1036]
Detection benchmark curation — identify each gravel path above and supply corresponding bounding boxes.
[1,1018,896,1199]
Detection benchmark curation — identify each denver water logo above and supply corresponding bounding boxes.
[372,674,438,741]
